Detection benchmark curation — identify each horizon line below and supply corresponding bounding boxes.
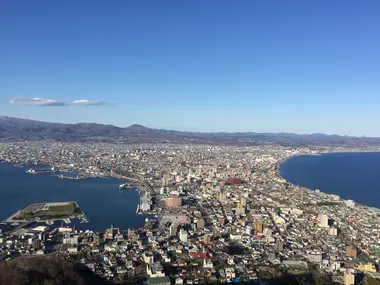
[0,115,373,139]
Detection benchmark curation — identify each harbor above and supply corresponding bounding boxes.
[0,162,147,232]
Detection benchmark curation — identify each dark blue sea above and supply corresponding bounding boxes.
[280,152,380,208]
[0,162,146,232]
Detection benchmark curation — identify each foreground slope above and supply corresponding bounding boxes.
[0,256,110,285]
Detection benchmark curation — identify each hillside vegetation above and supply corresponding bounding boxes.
[0,256,110,285]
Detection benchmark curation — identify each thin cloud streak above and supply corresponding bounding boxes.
[9,97,67,106]
[72,100,106,106]
[9,98,107,106]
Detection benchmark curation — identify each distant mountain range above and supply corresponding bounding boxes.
[0,115,379,147]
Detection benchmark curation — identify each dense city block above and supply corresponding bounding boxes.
[1,142,380,285]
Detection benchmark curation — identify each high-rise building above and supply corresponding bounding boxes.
[170,224,178,236]
[162,173,170,186]
[128,229,135,239]
[329,228,338,236]
[236,202,245,215]
[104,225,122,241]
[203,234,211,245]
[346,245,357,258]
[197,219,205,229]
[275,238,284,252]
[179,229,188,242]
[344,271,355,285]
[254,223,263,233]
[317,214,329,227]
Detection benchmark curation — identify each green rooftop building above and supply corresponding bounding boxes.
[148,276,171,285]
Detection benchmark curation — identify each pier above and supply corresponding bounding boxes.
[112,171,157,215]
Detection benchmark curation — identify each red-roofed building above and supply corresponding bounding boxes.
[177,260,187,267]
[227,177,242,185]
[189,252,207,259]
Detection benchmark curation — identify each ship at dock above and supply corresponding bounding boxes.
[119,183,132,190]
[56,174,80,180]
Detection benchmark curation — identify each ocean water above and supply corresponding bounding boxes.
[280,152,380,208]
[0,163,146,232]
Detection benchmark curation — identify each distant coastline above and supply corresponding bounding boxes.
[276,150,380,210]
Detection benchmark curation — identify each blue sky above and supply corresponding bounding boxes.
[1,1,380,136]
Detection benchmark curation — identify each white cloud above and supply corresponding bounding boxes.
[72,99,106,106]
[9,97,67,106]
[9,97,107,107]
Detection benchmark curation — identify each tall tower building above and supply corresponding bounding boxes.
[179,229,188,242]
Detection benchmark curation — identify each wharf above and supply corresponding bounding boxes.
[56,174,81,180]
[26,170,58,175]
[111,172,158,215]
[55,174,99,180]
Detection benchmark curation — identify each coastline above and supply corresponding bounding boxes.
[275,149,380,180]
[275,150,380,211]
[274,153,309,181]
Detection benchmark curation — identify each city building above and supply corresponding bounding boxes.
[346,245,357,258]
[344,271,355,285]
[275,238,284,252]
[179,229,188,242]
[254,223,264,233]
[345,200,355,208]
[164,195,182,209]
[147,263,165,278]
[358,263,376,273]
[170,224,178,236]
[148,276,171,285]
[203,235,211,245]
[197,219,205,229]
[308,252,322,263]
[317,214,329,227]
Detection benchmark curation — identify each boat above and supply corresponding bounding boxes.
[80,217,89,224]
[119,183,132,189]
